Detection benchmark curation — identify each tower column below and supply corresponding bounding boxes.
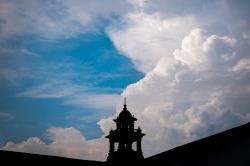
[109,139,114,154]
[137,137,142,153]
[137,127,142,153]
[127,141,132,150]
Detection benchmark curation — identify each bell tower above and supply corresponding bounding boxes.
[106,99,145,163]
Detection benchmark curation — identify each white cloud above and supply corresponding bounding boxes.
[232,58,250,72]
[2,127,107,161]
[17,80,120,110]
[2,0,250,162]
[174,29,236,71]
[103,1,250,157]
[3,137,49,155]
[65,93,120,110]
[108,12,198,73]
[17,80,85,98]
[0,0,130,39]
[100,28,250,157]
[128,0,148,9]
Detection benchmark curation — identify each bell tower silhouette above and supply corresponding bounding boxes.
[106,98,145,163]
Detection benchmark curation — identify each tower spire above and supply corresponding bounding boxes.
[122,97,127,110]
[124,97,127,106]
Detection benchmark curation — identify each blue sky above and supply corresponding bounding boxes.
[0,0,250,161]
[0,28,143,145]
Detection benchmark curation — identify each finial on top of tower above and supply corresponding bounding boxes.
[123,97,127,110]
[124,97,127,106]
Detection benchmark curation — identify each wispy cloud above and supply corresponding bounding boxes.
[2,0,250,161]
[0,0,130,39]
[17,79,120,110]
[17,80,85,98]
[0,68,19,85]
[0,112,14,121]
[65,93,120,110]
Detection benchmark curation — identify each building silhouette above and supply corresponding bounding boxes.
[1,121,250,166]
[106,99,145,164]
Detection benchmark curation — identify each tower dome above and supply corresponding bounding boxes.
[117,104,134,120]
[115,98,137,122]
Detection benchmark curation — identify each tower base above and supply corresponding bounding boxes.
[107,149,144,165]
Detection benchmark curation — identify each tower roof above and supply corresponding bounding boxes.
[118,104,133,119]
[114,101,137,122]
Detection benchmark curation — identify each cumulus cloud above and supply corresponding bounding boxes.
[2,127,107,161]
[103,1,250,157]
[2,0,250,162]
[101,26,250,156]
[174,29,236,71]
[108,12,197,73]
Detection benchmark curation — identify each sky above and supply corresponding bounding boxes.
[0,0,250,161]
